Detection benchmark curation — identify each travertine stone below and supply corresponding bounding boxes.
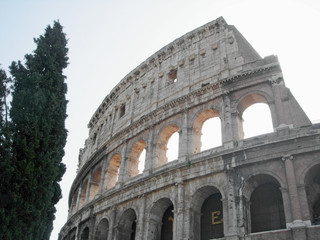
[59,17,320,240]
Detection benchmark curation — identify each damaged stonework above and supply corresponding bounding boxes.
[59,17,320,240]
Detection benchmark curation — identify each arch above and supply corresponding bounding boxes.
[80,226,89,240]
[190,185,224,239]
[304,163,320,224]
[147,198,174,240]
[95,218,109,240]
[89,166,102,201]
[236,93,274,139]
[127,139,147,178]
[245,174,286,233]
[117,208,137,240]
[242,172,285,200]
[155,124,179,168]
[237,93,270,115]
[192,108,220,153]
[105,154,121,190]
[78,179,88,209]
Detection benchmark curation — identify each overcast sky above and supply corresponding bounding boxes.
[1,0,320,239]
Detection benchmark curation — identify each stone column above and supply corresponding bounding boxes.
[221,93,234,148]
[98,156,108,194]
[225,171,239,239]
[282,155,307,240]
[230,110,244,142]
[144,125,155,174]
[75,187,82,212]
[117,141,128,185]
[136,195,147,239]
[108,206,117,240]
[178,109,189,161]
[175,181,185,240]
[280,187,293,224]
[85,171,93,204]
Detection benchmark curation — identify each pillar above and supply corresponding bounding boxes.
[178,109,189,161]
[282,155,307,240]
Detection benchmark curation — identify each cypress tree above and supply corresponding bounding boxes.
[2,21,69,240]
[0,67,15,240]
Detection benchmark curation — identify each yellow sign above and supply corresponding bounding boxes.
[212,211,223,224]
[168,216,174,232]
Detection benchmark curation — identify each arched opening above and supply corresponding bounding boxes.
[127,140,146,178]
[80,227,89,240]
[89,167,101,201]
[161,205,174,240]
[155,124,179,168]
[95,218,109,240]
[192,109,220,154]
[242,103,273,138]
[147,198,174,240]
[105,154,120,190]
[138,149,146,174]
[248,175,285,233]
[201,193,223,239]
[237,94,273,139]
[118,209,137,240]
[304,163,320,225]
[191,186,224,239]
[78,179,88,209]
[166,132,179,162]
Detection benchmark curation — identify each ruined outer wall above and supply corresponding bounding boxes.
[59,17,320,240]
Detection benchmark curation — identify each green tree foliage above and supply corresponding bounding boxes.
[0,21,68,240]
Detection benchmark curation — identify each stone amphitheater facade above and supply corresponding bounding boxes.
[58,17,320,240]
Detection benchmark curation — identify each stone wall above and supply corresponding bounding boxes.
[59,17,320,240]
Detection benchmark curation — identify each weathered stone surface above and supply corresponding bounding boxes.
[59,17,320,240]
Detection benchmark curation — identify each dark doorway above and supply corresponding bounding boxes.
[200,193,224,240]
[161,205,174,240]
[250,183,286,232]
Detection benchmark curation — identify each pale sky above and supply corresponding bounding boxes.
[1,0,320,239]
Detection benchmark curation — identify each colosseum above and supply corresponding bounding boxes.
[58,17,320,240]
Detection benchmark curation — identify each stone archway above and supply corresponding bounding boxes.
[155,124,179,168]
[304,163,320,224]
[190,185,224,239]
[246,174,286,233]
[117,208,137,240]
[127,139,146,178]
[95,218,109,240]
[147,198,174,240]
[192,108,220,153]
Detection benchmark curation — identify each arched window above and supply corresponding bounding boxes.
[155,124,179,168]
[104,154,120,190]
[147,198,174,240]
[166,132,179,162]
[237,94,273,139]
[127,140,146,178]
[242,103,273,138]
[192,109,220,154]
[78,179,88,209]
[95,219,109,240]
[304,164,320,225]
[89,167,101,201]
[118,209,137,240]
[250,182,285,232]
[138,149,146,174]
